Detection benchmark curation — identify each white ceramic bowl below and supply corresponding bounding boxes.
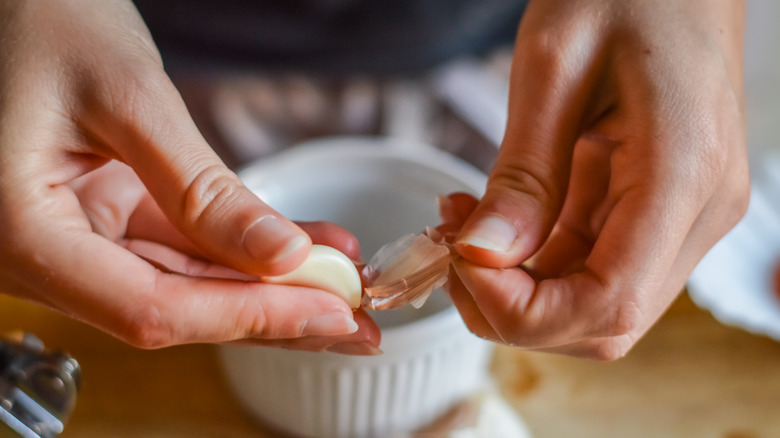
[218,137,494,438]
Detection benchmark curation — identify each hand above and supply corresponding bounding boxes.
[447,0,748,360]
[0,0,379,354]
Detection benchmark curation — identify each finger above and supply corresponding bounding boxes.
[297,221,361,262]
[79,60,309,276]
[236,309,383,356]
[72,160,204,258]
[526,334,638,361]
[72,160,203,258]
[444,268,503,343]
[122,236,381,351]
[450,254,644,360]
[435,193,480,240]
[449,261,637,361]
[450,260,574,348]
[70,160,148,240]
[525,137,614,278]
[122,239,257,281]
[438,192,479,227]
[452,257,648,349]
[127,194,200,256]
[127,212,360,266]
[123,220,363,284]
[7,205,357,348]
[57,236,357,348]
[454,18,606,268]
[530,180,748,360]
[76,160,363,267]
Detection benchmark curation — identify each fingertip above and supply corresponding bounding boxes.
[326,342,384,356]
[438,192,479,226]
[455,213,526,268]
[447,192,480,220]
[242,215,312,275]
[297,221,361,261]
[302,313,359,337]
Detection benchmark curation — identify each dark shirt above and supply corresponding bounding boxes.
[133,0,527,76]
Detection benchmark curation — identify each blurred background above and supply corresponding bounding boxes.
[2,1,780,437]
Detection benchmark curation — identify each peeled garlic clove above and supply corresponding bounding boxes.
[263,244,362,309]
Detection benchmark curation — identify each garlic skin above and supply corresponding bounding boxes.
[263,245,362,309]
[362,233,451,310]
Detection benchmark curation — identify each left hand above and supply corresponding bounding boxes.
[71,160,381,354]
[446,0,748,360]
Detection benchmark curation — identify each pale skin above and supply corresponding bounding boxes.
[0,0,749,359]
[0,0,379,354]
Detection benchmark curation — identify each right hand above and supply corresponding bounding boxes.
[442,0,747,360]
[0,0,379,354]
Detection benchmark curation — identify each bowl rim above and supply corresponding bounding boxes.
[237,136,488,347]
[238,136,487,200]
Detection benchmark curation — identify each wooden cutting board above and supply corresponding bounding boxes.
[492,293,780,438]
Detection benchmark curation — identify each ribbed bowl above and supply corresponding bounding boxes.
[218,300,493,438]
[218,137,493,437]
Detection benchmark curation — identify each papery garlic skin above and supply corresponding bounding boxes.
[362,233,451,310]
[264,245,362,309]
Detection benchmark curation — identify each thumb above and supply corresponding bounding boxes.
[454,29,593,268]
[83,64,310,276]
[455,152,569,269]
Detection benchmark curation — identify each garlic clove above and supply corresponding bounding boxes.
[263,244,362,309]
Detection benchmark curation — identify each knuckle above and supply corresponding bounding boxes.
[118,300,173,349]
[241,301,273,339]
[578,273,643,338]
[121,319,169,350]
[603,299,643,337]
[515,30,569,83]
[589,338,631,362]
[688,115,749,231]
[489,158,560,207]
[181,164,243,227]
[233,289,288,340]
[692,141,749,236]
[81,202,123,240]
[722,171,751,228]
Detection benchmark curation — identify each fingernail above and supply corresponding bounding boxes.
[437,194,453,211]
[302,314,359,336]
[243,215,309,263]
[437,194,456,224]
[327,342,384,356]
[456,214,517,253]
[272,235,310,263]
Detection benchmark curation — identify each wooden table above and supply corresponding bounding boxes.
[1,291,779,438]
